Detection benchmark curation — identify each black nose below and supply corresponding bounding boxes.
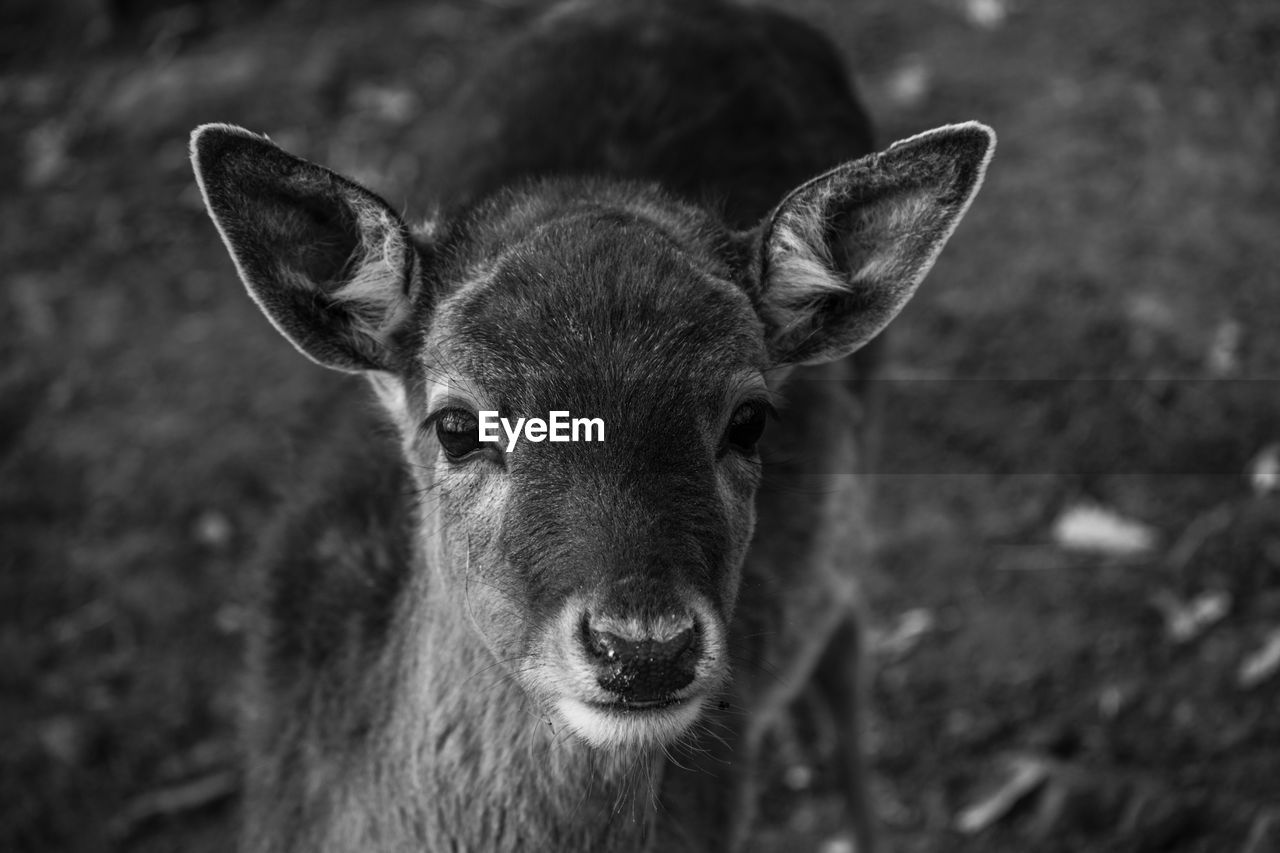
[582,612,698,702]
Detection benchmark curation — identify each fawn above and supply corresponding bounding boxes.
[190,0,993,850]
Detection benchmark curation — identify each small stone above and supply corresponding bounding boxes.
[1098,684,1129,719]
[885,56,931,109]
[783,763,813,791]
[39,715,89,765]
[194,510,233,549]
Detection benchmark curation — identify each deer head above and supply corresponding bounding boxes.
[190,121,993,751]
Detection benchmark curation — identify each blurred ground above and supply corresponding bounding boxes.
[2,0,1278,851]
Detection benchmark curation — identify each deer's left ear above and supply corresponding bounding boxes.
[758,122,995,367]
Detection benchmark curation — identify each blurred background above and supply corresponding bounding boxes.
[2,0,1278,850]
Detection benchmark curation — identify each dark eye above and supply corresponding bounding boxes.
[435,408,482,461]
[724,400,770,454]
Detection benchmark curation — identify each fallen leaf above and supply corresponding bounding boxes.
[1165,503,1234,573]
[1206,318,1242,377]
[350,84,418,124]
[1238,628,1280,689]
[818,837,855,853]
[24,121,71,188]
[1150,589,1231,644]
[1243,807,1280,853]
[963,0,1010,29]
[1249,444,1280,496]
[955,754,1052,834]
[109,769,238,840]
[1052,504,1158,557]
[874,608,935,660]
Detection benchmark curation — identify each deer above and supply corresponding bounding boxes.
[189,0,993,850]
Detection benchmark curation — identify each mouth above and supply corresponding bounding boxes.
[586,696,689,712]
[555,693,706,749]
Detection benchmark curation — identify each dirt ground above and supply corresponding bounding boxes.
[3,1,1278,851]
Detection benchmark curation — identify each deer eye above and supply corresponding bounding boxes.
[435,408,482,460]
[723,400,771,454]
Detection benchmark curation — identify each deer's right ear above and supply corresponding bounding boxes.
[190,124,419,374]
[758,122,995,367]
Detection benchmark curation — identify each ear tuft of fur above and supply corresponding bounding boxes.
[761,122,995,366]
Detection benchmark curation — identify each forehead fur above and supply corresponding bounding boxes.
[422,181,765,410]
